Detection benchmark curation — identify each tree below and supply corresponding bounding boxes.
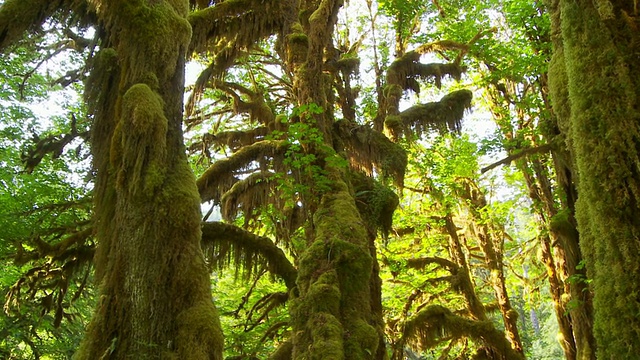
[0,0,224,358]
[545,0,640,358]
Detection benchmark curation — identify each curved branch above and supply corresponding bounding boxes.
[385,89,472,141]
[188,0,293,54]
[406,256,457,271]
[480,144,553,173]
[201,221,297,289]
[196,140,288,202]
[400,305,523,360]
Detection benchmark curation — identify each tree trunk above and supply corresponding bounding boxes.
[546,0,640,357]
[75,1,223,358]
[458,180,524,355]
[284,1,381,359]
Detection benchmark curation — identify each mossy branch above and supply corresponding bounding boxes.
[387,54,463,93]
[400,305,524,360]
[213,127,271,151]
[188,0,291,54]
[385,89,472,141]
[0,0,64,51]
[480,143,553,173]
[407,257,457,271]
[201,221,297,289]
[221,171,276,223]
[196,140,288,203]
[334,120,407,187]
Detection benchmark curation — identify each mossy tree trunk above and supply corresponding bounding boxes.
[284,1,382,359]
[75,0,223,358]
[485,47,596,358]
[546,0,640,358]
[457,181,524,356]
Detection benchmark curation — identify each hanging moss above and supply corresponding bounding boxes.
[401,305,524,360]
[113,83,168,197]
[286,23,309,64]
[385,89,472,141]
[335,56,360,75]
[188,0,292,55]
[386,51,463,93]
[196,140,288,202]
[334,120,407,187]
[350,171,400,239]
[201,221,297,289]
[0,0,61,50]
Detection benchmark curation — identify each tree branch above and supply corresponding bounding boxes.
[480,144,552,174]
[201,221,297,289]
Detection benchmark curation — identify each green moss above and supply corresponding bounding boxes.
[351,172,399,238]
[549,0,640,357]
[307,271,341,315]
[175,302,224,359]
[115,0,192,85]
[344,319,378,359]
[308,313,344,360]
[118,83,168,197]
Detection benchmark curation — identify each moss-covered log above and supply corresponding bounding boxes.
[546,0,640,357]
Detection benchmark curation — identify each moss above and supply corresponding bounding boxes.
[402,305,523,359]
[548,0,640,357]
[286,31,309,64]
[335,57,360,74]
[116,83,168,197]
[344,319,378,359]
[113,0,192,85]
[0,0,56,51]
[387,89,472,140]
[307,272,341,316]
[308,313,344,360]
[351,171,399,238]
[175,302,224,359]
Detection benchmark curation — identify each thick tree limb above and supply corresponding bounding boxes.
[201,221,297,289]
[407,256,457,271]
[196,140,287,203]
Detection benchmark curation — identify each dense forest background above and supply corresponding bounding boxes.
[0,0,638,359]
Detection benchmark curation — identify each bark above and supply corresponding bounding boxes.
[546,0,640,358]
[75,1,223,358]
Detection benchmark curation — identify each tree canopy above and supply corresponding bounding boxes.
[0,0,638,359]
